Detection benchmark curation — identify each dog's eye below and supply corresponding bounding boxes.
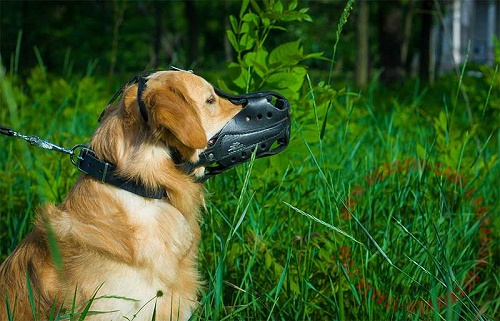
[206,96,216,105]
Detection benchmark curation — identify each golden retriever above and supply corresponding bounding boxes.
[0,70,245,320]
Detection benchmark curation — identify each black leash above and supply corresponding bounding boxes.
[0,125,165,199]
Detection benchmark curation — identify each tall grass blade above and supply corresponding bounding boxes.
[348,209,393,265]
[231,192,254,239]
[0,63,20,126]
[3,292,14,321]
[328,0,355,85]
[33,46,47,78]
[77,284,103,321]
[266,249,290,321]
[481,64,498,120]
[150,300,157,321]
[44,219,64,273]
[470,131,494,169]
[14,31,22,75]
[25,271,38,321]
[283,201,360,245]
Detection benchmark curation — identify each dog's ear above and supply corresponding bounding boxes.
[143,84,207,150]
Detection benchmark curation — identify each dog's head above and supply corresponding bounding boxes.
[95,69,290,183]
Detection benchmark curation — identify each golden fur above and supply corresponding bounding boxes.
[0,71,242,320]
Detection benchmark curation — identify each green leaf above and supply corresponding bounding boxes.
[269,40,303,66]
[302,52,326,60]
[240,21,251,34]
[262,17,271,27]
[270,26,288,32]
[249,0,261,14]
[281,11,312,22]
[229,15,238,33]
[227,62,242,78]
[265,71,305,101]
[265,250,273,269]
[239,33,256,51]
[243,49,269,76]
[241,12,258,24]
[239,0,250,19]
[265,72,299,89]
[232,67,251,90]
[226,30,239,52]
[274,1,283,13]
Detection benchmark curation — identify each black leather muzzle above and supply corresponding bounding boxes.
[193,88,291,181]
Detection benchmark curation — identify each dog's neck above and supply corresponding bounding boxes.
[82,110,205,215]
[76,148,166,199]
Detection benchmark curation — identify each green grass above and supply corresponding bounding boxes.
[1,55,499,320]
[194,76,499,320]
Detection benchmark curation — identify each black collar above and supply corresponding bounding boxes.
[75,147,166,199]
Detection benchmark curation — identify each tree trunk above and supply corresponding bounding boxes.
[224,0,233,63]
[152,1,162,68]
[378,1,403,84]
[108,0,126,82]
[185,1,198,66]
[355,0,369,86]
[419,0,433,83]
[452,0,461,65]
[401,0,415,71]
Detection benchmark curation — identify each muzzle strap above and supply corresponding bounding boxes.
[137,77,149,123]
[99,70,157,123]
[193,89,291,181]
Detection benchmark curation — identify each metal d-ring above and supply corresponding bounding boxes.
[70,144,91,166]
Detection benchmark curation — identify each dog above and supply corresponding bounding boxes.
[0,70,254,320]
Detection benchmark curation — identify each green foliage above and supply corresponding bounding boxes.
[222,0,322,101]
[201,2,499,318]
[0,65,106,258]
[478,37,500,113]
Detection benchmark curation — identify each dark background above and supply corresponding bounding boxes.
[0,0,445,84]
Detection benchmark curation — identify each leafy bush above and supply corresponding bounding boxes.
[221,0,322,102]
[0,65,106,258]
